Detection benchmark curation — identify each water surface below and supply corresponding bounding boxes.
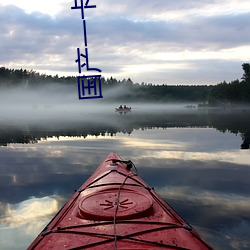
[0,105,250,249]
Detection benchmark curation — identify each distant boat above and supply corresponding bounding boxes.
[115,107,132,113]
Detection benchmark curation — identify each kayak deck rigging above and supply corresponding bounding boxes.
[28,153,213,249]
[42,223,194,250]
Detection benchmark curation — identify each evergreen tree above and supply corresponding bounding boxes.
[242,63,250,83]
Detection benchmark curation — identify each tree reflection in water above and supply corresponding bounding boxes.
[0,108,249,149]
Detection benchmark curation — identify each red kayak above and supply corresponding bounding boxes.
[28,152,213,249]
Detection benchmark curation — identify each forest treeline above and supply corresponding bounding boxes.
[1,109,249,149]
[0,63,250,104]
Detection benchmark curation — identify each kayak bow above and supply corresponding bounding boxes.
[28,152,213,249]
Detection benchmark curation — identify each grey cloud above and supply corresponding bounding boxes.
[87,12,250,50]
[0,2,249,84]
[88,18,177,43]
[0,5,81,68]
[0,5,80,35]
[183,13,250,49]
[93,0,216,18]
[1,3,249,52]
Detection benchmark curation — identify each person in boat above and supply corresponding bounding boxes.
[124,105,127,109]
[119,105,123,109]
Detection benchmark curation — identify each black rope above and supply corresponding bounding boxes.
[110,159,138,175]
[63,224,192,250]
[55,220,183,231]
[31,158,212,250]
[113,170,136,249]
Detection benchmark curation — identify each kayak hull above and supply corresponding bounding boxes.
[28,152,213,249]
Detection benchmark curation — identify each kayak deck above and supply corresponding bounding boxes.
[28,152,213,249]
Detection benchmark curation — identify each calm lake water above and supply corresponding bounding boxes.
[0,103,250,249]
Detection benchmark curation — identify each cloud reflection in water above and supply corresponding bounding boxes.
[0,127,250,249]
[0,196,61,250]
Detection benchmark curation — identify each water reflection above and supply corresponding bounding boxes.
[0,106,250,149]
[0,109,250,249]
[1,196,59,228]
[0,196,62,250]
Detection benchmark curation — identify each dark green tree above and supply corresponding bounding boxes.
[242,63,250,82]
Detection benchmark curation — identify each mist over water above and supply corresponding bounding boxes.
[0,84,197,125]
[1,84,250,150]
[0,84,250,249]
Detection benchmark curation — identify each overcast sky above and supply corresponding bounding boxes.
[0,0,250,85]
